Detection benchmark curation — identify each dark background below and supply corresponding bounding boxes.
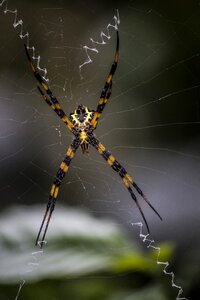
[0,0,200,299]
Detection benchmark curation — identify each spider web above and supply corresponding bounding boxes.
[0,0,200,299]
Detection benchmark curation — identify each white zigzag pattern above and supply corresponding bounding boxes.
[132,222,187,300]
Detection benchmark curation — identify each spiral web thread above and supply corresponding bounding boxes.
[0,1,188,300]
[132,222,188,300]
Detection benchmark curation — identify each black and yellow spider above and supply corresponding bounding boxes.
[25,31,162,247]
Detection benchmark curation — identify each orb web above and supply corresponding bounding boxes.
[0,1,199,299]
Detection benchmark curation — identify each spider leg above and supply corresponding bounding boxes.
[91,31,119,130]
[36,138,80,247]
[24,45,74,132]
[89,135,162,233]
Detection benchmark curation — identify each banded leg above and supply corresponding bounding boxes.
[36,138,80,247]
[24,45,74,132]
[91,30,119,129]
[89,135,162,233]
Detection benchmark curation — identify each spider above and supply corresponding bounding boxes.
[25,31,162,247]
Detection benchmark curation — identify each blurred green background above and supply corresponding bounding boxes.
[0,0,200,299]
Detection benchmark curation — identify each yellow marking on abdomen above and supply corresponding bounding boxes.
[80,131,88,142]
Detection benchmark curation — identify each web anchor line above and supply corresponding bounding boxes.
[0,0,48,81]
[132,222,188,300]
[79,8,120,76]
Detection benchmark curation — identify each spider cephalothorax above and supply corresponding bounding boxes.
[25,30,162,247]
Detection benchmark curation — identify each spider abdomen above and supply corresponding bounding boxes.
[80,130,88,141]
[80,131,89,154]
